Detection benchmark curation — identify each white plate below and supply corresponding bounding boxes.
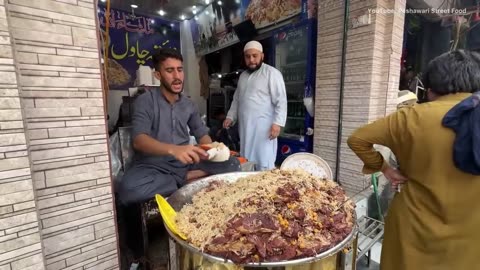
[280,153,333,180]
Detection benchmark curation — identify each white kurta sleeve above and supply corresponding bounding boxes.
[226,81,240,123]
[269,69,288,127]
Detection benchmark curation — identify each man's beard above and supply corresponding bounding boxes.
[247,62,263,73]
[161,79,183,94]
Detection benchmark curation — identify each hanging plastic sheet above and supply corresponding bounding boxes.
[119,126,135,171]
[109,131,122,181]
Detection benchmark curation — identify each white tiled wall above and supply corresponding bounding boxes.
[0,0,119,269]
[0,0,46,269]
[314,0,406,192]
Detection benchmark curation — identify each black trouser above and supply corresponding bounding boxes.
[123,203,145,260]
[120,156,241,260]
[118,156,241,205]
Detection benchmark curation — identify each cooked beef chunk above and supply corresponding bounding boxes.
[230,213,279,234]
[266,236,297,261]
[246,234,268,258]
[194,172,355,264]
[283,221,302,238]
[293,207,306,220]
[277,183,300,202]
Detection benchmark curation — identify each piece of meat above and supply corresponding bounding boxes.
[332,222,348,232]
[293,207,306,220]
[338,226,353,236]
[283,221,302,238]
[332,212,346,223]
[256,214,279,231]
[199,175,355,264]
[235,217,262,234]
[207,248,229,260]
[224,228,241,240]
[329,233,345,246]
[207,239,255,264]
[276,183,300,202]
[302,219,315,228]
[318,215,335,230]
[246,234,268,258]
[266,236,297,261]
[206,242,230,258]
[326,186,347,202]
[210,236,229,245]
[231,213,279,234]
[274,197,286,205]
[241,196,266,208]
[227,214,242,226]
[230,240,255,256]
[318,206,331,216]
[326,187,339,196]
[298,237,332,257]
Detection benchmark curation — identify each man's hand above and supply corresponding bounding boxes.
[381,165,408,189]
[269,124,281,140]
[223,118,233,129]
[170,145,208,164]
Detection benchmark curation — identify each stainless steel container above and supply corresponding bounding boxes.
[166,172,358,270]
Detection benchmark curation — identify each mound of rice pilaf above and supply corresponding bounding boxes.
[175,169,355,263]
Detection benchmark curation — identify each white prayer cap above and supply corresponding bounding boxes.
[397,90,417,109]
[244,41,263,52]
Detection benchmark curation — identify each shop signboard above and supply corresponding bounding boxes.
[98,6,180,90]
[242,0,302,29]
[190,0,314,56]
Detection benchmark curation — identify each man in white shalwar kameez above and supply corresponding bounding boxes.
[223,41,287,170]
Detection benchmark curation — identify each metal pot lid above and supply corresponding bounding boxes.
[280,153,333,180]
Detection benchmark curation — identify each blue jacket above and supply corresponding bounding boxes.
[442,92,480,175]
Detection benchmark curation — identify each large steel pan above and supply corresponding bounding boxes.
[165,172,358,270]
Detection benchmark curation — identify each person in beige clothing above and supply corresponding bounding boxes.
[348,50,480,270]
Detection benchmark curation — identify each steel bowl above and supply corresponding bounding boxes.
[166,172,358,269]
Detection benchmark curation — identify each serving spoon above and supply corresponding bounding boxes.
[155,194,187,240]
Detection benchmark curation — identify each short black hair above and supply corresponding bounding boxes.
[423,50,480,95]
[152,48,183,71]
